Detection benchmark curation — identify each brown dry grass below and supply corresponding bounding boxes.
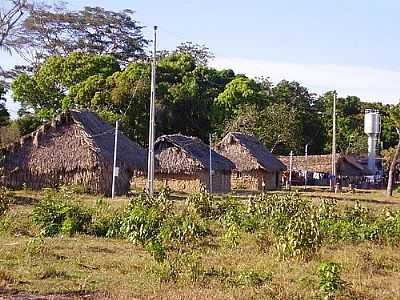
[1,189,400,299]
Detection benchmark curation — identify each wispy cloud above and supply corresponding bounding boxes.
[210,57,400,104]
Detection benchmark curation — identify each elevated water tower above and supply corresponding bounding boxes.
[364,109,381,173]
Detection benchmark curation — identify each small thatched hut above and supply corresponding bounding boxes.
[215,132,286,191]
[145,134,234,193]
[0,110,147,196]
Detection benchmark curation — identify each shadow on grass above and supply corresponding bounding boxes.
[0,289,108,300]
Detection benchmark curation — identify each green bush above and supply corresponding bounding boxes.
[32,187,91,236]
[318,261,345,299]
[318,201,399,244]
[160,212,210,246]
[277,212,322,260]
[248,193,322,259]
[374,209,400,246]
[121,202,163,246]
[231,270,272,287]
[0,187,12,217]
[221,223,241,248]
[89,198,123,237]
[186,190,214,219]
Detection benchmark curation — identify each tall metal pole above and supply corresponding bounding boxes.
[304,144,308,191]
[331,92,337,191]
[147,26,157,197]
[112,121,119,198]
[209,134,213,193]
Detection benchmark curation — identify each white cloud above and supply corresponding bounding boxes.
[210,57,400,104]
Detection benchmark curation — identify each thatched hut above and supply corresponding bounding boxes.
[278,154,374,185]
[0,110,147,196]
[140,134,234,193]
[215,132,286,191]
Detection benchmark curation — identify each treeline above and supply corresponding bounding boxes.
[0,1,398,155]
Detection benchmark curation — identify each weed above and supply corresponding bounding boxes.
[32,187,91,236]
[318,261,345,299]
[25,236,46,257]
[231,270,272,287]
[0,187,12,217]
[89,199,123,237]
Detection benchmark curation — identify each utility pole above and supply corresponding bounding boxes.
[304,144,308,191]
[287,150,293,190]
[331,92,337,192]
[209,134,213,193]
[147,26,157,197]
[112,121,119,199]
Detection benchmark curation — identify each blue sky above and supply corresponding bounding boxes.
[2,0,400,116]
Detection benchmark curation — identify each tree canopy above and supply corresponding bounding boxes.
[2,1,398,159]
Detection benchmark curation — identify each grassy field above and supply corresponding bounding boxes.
[1,188,400,299]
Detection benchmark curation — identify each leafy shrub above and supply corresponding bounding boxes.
[221,223,241,248]
[130,188,173,215]
[25,236,47,257]
[253,193,310,236]
[249,193,322,259]
[89,198,123,237]
[319,261,345,298]
[186,190,214,218]
[160,212,210,246]
[32,187,91,236]
[121,202,163,245]
[276,212,322,260]
[151,251,203,283]
[0,187,12,217]
[145,240,166,263]
[318,201,398,243]
[231,270,272,287]
[374,209,400,246]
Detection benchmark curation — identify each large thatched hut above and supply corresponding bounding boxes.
[0,110,147,196]
[139,134,234,193]
[278,154,374,186]
[215,132,286,191]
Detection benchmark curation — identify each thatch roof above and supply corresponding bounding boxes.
[154,134,234,175]
[1,109,147,173]
[277,154,374,176]
[215,132,286,172]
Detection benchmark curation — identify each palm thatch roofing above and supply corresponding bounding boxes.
[2,109,147,171]
[215,132,286,172]
[277,154,374,176]
[154,134,234,175]
[66,110,147,171]
[0,110,147,192]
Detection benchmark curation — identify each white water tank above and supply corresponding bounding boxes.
[364,110,381,135]
[364,109,380,174]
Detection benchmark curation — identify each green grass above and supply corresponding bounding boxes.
[1,189,400,299]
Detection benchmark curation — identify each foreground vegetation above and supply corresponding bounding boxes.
[1,187,400,299]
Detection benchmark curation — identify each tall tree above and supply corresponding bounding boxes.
[14,4,148,64]
[386,104,400,196]
[12,52,120,119]
[0,0,28,53]
[272,80,324,154]
[0,84,10,126]
[225,103,302,154]
[174,42,214,66]
[213,75,268,130]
